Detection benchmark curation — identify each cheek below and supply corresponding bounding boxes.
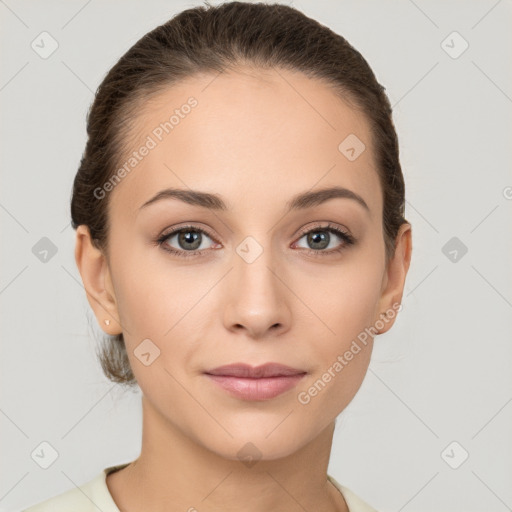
[110,248,206,385]
[295,276,377,423]
[110,241,187,337]
[297,345,372,428]
[295,254,383,346]
[292,253,382,412]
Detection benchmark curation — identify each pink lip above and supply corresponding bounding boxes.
[204,363,307,401]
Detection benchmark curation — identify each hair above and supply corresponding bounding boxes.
[70,1,410,388]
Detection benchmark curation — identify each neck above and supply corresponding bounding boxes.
[106,395,348,512]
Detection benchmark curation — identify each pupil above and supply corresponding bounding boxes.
[309,231,329,249]
[180,230,201,250]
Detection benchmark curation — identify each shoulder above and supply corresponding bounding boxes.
[328,474,379,512]
[21,464,129,512]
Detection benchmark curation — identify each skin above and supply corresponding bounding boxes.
[75,66,412,512]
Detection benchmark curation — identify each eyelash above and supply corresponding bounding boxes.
[155,222,355,259]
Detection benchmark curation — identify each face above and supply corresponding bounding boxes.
[78,66,410,461]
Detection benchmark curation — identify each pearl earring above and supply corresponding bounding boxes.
[104,319,110,326]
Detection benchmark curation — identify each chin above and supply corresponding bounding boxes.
[196,419,321,463]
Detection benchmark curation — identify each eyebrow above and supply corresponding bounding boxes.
[139,186,370,213]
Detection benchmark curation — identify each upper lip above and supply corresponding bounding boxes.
[204,363,307,378]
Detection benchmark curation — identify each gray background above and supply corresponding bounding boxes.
[1,0,511,511]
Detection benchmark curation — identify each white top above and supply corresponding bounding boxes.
[22,462,378,512]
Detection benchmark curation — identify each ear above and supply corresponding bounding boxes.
[374,223,412,334]
[74,225,122,335]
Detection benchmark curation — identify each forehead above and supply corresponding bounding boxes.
[109,67,381,221]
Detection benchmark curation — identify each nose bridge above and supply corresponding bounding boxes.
[223,232,290,336]
[234,232,280,301]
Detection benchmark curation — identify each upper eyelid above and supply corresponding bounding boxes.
[296,222,350,237]
[160,224,218,242]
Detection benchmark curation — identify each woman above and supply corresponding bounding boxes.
[23,2,412,511]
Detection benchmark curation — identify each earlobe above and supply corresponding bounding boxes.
[375,223,412,334]
[74,225,123,335]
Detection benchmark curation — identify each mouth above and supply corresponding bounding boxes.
[204,363,307,401]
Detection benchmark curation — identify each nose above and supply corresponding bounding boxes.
[222,243,291,339]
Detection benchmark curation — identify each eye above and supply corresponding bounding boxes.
[293,223,355,255]
[155,222,355,259]
[156,225,219,258]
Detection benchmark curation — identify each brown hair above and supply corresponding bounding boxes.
[71,1,409,388]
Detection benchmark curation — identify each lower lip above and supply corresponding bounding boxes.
[205,374,306,401]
